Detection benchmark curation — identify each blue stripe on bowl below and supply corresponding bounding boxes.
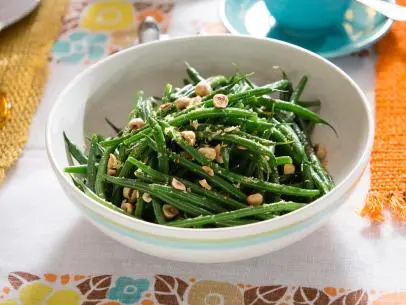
[82,204,337,250]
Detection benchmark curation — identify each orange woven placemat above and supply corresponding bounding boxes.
[0,0,68,183]
[362,6,406,222]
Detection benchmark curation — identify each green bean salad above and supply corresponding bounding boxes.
[64,63,334,228]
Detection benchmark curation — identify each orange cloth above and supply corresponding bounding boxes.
[362,4,406,222]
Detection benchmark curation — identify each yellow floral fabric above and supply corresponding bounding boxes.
[1,272,406,304]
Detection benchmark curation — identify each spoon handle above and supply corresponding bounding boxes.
[138,16,160,44]
[355,0,406,21]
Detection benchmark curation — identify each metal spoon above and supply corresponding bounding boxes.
[138,16,160,44]
[355,0,406,21]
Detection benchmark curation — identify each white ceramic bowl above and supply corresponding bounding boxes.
[46,35,373,263]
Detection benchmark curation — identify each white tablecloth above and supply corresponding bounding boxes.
[1,0,405,304]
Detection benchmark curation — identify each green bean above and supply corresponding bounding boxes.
[151,184,227,213]
[111,139,149,205]
[168,108,257,127]
[209,75,228,89]
[129,91,145,120]
[149,117,169,174]
[131,159,247,210]
[134,197,145,218]
[298,100,321,108]
[104,175,150,193]
[276,156,293,165]
[64,165,88,174]
[152,199,167,224]
[63,132,88,164]
[218,219,258,227]
[148,185,211,216]
[168,153,246,201]
[280,71,293,101]
[221,146,230,169]
[86,134,99,191]
[290,122,334,190]
[310,167,330,194]
[128,156,165,181]
[162,83,173,103]
[72,176,131,216]
[202,74,249,101]
[104,118,121,134]
[177,178,247,210]
[259,97,335,130]
[233,130,276,147]
[104,176,203,217]
[122,128,152,146]
[95,146,116,198]
[291,76,308,103]
[272,119,305,163]
[197,131,274,158]
[140,97,153,121]
[66,64,336,228]
[196,131,279,183]
[167,202,305,227]
[185,62,204,84]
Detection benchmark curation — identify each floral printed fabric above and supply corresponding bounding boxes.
[0,272,405,305]
[51,0,174,64]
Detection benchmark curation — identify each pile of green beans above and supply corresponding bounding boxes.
[63,63,335,228]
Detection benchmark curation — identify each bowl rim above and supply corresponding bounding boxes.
[46,34,374,237]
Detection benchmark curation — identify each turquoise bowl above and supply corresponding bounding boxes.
[264,0,351,35]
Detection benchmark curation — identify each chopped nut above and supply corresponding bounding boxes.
[314,144,327,161]
[180,130,196,146]
[192,96,202,104]
[214,144,224,163]
[171,178,186,191]
[233,183,241,189]
[283,164,296,175]
[122,187,132,199]
[247,193,263,206]
[107,153,118,170]
[130,189,139,202]
[199,179,212,190]
[175,97,192,110]
[224,126,239,133]
[121,201,134,214]
[195,81,212,97]
[191,120,199,130]
[162,204,179,219]
[123,188,138,202]
[198,147,216,160]
[142,192,152,203]
[201,166,214,176]
[107,168,117,176]
[213,94,229,108]
[159,102,172,110]
[214,144,222,157]
[128,118,145,130]
[216,155,224,163]
[263,155,270,161]
[237,145,247,150]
